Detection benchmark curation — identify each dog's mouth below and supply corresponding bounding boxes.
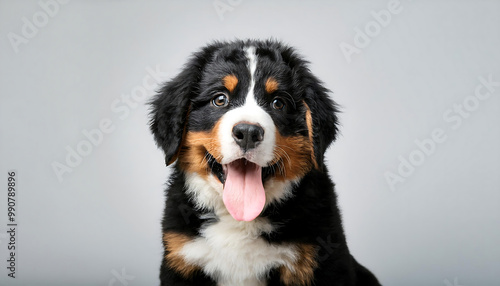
[207,153,277,221]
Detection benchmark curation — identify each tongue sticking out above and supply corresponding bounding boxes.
[223,159,266,221]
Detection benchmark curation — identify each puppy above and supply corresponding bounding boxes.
[150,39,381,286]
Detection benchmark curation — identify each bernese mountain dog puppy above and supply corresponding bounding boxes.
[150,39,381,286]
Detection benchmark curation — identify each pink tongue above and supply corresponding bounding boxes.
[223,159,266,221]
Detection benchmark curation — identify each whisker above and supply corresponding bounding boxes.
[275,146,292,168]
[276,144,295,152]
[279,160,286,177]
[200,152,210,168]
[273,149,287,177]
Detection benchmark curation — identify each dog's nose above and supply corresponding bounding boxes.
[232,123,264,151]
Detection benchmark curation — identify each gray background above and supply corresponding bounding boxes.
[1,0,499,285]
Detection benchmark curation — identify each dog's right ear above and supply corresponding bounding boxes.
[149,44,220,166]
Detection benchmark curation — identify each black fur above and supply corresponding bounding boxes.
[150,39,381,286]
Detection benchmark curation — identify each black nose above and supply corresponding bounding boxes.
[232,123,264,151]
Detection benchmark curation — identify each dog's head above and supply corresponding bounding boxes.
[150,40,338,221]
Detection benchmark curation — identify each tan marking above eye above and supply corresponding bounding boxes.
[265,77,279,94]
[222,74,238,93]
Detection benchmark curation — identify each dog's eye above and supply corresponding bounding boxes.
[212,93,229,107]
[271,98,285,110]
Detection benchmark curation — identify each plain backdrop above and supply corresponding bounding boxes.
[1,1,499,285]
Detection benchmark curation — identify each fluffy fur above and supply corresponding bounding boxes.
[150,39,381,286]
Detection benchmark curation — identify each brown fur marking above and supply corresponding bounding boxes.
[163,232,201,278]
[178,120,223,176]
[265,77,279,94]
[223,74,238,93]
[303,102,319,169]
[280,244,318,286]
[272,131,314,181]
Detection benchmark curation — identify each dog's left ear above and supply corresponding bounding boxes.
[301,72,339,169]
[279,45,339,169]
[149,44,220,166]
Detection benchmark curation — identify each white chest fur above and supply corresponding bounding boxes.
[179,215,298,286]
[181,172,299,285]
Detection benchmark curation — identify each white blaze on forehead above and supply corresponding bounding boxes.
[217,46,276,166]
[246,46,258,105]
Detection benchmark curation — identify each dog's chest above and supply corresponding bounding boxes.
[179,216,297,286]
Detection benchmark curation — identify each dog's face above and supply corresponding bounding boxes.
[151,40,338,221]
